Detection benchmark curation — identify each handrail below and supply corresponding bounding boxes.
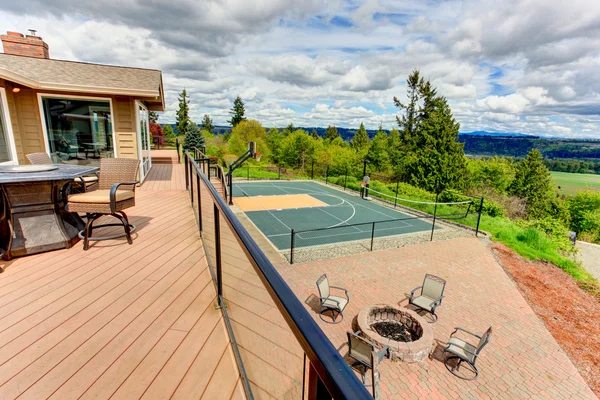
[185,152,371,400]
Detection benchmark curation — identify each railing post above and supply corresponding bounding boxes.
[307,361,332,400]
[394,180,399,208]
[185,153,189,191]
[278,165,281,180]
[214,203,223,304]
[197,173,202,232]
[228,171,234,206]
[190,161,194,206]
[430,192,439,241]
[475,197,484,237]
[311,160,314,180]
[290,229,295,264]
[247,164,250,181]
[370,222,375,251]
[325,165,329,185]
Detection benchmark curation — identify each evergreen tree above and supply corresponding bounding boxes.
[394,71,465,192]
[351,122,370,151]
[183,123,205,152]
[509,149,553,217]
[311,129,319,139]
[324,125,339,141]
[394,70,425,145]
[228,96,246,127]
[286,122,295,133]
[201,114,215,135]
[176,89,191,137]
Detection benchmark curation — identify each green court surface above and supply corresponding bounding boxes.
[232,181,435,250]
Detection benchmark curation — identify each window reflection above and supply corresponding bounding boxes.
[42,97,114,165]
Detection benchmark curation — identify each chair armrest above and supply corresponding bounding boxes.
[61,180,74,206]
[431,295,445,311]
[451,327,481,339]
[319,296,340,308]
[330,285,349,299]
[110,181,140,211]
[409,286,422,301]
[375,345,390,363]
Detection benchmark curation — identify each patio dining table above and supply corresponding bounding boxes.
[0,164,99,260]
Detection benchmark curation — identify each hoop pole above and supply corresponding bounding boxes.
[370,222,375,251]
[430,192,439,241]
[394,181,399,208]
[475,197,484,237]
[325,165,329,185]
[344,167,348,190]
[311,160,314,180]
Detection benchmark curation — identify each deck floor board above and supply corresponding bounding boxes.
[0,164,242,400]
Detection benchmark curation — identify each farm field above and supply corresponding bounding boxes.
[551,171,600,195]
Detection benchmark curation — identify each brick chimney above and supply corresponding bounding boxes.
[0,31,49,59]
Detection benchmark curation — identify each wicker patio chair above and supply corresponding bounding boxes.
[347,331,389,395]
[443,326,492,380]
[66,158,140,250]
[316,274,349,324]
[409,274,446,322]
[26,152,98,192]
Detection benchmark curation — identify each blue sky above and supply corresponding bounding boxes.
[1,0,599,137]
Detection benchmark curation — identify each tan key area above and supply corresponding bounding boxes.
[234,193,328,211]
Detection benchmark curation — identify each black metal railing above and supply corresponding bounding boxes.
[288,200,482,264]
[184,152,372,400]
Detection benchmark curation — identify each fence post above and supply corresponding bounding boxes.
[325,165,329,185]
[311,160,314,180]
[290,229,295,264]
[344,167,348,190]
[394,180,399,208]
[214,204,223,306]
[196,173,202,232]
[430,192,439,241]
[370,222,376,251]
[475,197,484,237]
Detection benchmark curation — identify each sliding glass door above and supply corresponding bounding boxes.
[0,88,17,165]
[137,102,152,180]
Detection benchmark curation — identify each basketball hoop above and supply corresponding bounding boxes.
[254,152,262,162]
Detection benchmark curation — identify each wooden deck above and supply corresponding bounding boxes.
[0,166,244,399]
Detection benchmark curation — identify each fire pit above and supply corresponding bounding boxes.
[357,305,433,362]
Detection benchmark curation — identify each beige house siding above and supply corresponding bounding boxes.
[10,88,44,163]
[0,86,143,166]
[113,96,138,159]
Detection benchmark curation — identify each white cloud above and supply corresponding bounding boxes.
[0,0,598,137]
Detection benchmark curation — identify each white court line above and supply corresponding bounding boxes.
[273,182,360,229]
[236,185,293,231]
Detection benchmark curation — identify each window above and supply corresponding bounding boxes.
[41,97,114,165]
[0,88,16,164]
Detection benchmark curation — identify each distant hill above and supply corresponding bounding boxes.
[459,131,537,138]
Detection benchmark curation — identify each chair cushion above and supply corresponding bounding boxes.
[411,295,435,312]
[81,176,99,183]
[69,189,134,204]
[322,295,348,312]
[446,337,476,362]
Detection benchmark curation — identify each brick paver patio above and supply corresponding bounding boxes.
[276,237,597,400]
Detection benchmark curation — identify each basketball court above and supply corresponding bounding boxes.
[232,181,436,250]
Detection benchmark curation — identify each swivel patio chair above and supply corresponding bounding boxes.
[347,331,389,396]
[409,274,446,322]
[316,274,349,324]
[66,158,139,250]
[26,152,98,192]
[443,326,492,380]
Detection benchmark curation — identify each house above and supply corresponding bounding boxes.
[0,31,164,182]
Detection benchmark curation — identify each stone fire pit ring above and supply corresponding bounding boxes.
[357,304,433,363]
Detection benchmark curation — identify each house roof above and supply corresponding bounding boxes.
[0,53,164,110]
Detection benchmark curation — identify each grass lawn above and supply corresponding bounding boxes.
[551,171,600,195]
